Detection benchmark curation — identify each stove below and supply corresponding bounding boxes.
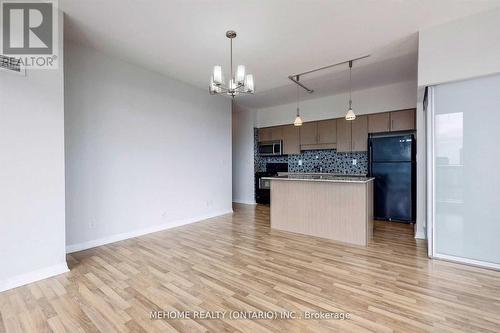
[255,163,288,204]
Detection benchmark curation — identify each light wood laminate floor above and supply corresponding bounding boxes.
[1,204,500,332]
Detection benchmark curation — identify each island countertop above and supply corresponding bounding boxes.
[262,174,374,183]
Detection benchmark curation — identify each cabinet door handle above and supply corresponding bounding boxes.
[391,119,394,130]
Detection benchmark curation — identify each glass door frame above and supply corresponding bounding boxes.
[426,86,500,270]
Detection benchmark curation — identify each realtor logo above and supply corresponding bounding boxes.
[2,1,52,54]
[1,0,58,69]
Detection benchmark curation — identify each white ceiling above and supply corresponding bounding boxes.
[62,0,500,109]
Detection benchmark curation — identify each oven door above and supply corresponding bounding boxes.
[259,178,271,190]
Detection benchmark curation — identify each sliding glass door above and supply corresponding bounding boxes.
[428,74,500,268]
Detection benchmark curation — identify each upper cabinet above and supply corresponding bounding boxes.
[336,118,352,153]
[368,109,416,133]
[258,126,283,142]
[368,112,390,133]
[317,119,337,144]
[300,120,337,150]
[337,116,369,153]
[258,127,272,142]
[299,122,318,146]
[259,125,300,155]
[270,126,283,140]
[351,115,368,152]
[390,109,416,131]
[282,125,300,155]
[257,109,415,154]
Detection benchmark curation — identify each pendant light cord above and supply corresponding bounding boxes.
[296,75,300,116]
[349,60,353,109]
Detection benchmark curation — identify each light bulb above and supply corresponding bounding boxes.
[236,65,246,84]
[209,77,216,95]
[294,114,303,127]
[213,65,223,85]
[245,74,254,93]
[345,108,356,121]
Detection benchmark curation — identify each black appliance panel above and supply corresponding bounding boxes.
[371,135,413,162]
[266,163,288,174]
[372,162,415,221]
[369,134,416,223]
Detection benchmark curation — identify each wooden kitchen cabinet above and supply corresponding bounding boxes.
[317,119,337,144]
[258,127,272,141]
[270,126,283,140]
[368,112,390,133]
[336,118,352,153]
[351,115,368,152]
[390,109,416,131]
[258,126,284,141]
[299,122,318,145]
[282,125,300,155]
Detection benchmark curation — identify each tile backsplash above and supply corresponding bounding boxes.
[254,128,368,175]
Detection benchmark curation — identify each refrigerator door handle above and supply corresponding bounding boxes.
[368,141,373,176]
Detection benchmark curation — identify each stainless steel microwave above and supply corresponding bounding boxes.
[258,140,282,156]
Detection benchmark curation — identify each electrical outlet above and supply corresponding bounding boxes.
[298,159,303,166]
[352,159,357,166]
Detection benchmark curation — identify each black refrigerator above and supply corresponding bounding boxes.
[368,133,416,223]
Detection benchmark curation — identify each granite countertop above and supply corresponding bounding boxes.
[262,174,375,183]
[277,172,368,177]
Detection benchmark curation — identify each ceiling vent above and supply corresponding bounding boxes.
[0,55,25,75]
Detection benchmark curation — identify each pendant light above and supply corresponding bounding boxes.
[345,60,356,121]
[294,75,303,126]
[209,31,254,97]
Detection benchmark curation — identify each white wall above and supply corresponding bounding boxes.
[415,87,426,240]
[0,15,67,292]
[256,80,417,127]
[418,7,500,87]
[232,104,256,204]
[64,42,232,252]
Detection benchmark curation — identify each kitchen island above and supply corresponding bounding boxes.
[262,174,374,246]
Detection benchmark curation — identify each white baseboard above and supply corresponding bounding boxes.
[433,253,500,271]
[415,231,426,240]
[0,262,69,293]
[233,199,257,205]
[66,209,234,254]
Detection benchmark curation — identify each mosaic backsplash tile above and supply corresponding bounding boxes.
[254,128,368,175]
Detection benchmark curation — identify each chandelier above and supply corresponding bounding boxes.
[209,30,254,97]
